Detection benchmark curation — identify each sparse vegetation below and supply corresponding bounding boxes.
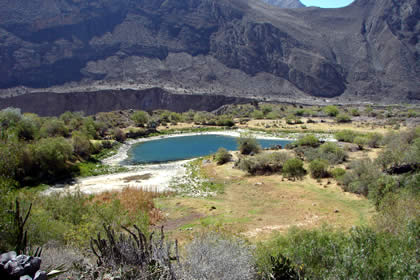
[1,105,419,280]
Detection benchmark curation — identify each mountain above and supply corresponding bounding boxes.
[261,0,305,8]
[0,0,419,113]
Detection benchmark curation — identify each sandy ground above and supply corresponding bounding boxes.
[46,130,310,195]
[46,160,190,195]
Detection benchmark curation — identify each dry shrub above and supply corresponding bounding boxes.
[93,187,166,224]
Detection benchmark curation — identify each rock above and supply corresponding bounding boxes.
[34,271,47,280]
[254,182,264,186]
[24,258,41,276]
[1,251,16,265]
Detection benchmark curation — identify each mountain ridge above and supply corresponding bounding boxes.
[0,0,419,108]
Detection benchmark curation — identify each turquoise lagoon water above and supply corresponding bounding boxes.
[125,134,292,164]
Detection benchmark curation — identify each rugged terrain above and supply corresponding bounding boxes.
[0,0,419,114]
[261,0,305,8]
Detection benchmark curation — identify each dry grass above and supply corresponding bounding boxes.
[156,161,374,243]
[241,118,395,134]
[93,187,166,224]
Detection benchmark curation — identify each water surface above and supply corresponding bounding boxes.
[125,134,292,164]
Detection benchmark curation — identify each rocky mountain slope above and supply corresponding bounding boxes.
[261,0,305,8]
[0,0,419,113]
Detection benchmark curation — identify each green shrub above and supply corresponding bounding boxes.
[318,142,347,164]
[335,130,359,142]
[285,114,303,125]
[336,113,351,123]
[339,158,382,196]
[214,148,232,165]
[354,136,368,150]
[131,110,150,127]
[350,108,360,116]
[331,168,346,179]
[237,134,261,155]
[32,137,74,180]
[309,160,329,179]
[283,158,305,180]
[251,110,264,119]
[323,105,339,117]
[216,117,235,127]
[260,226,419,280]
[112,128,126,142]
[0,107,22,129]
[40,119,69,138]
[169,112,182,125]
[237,152,290,175]
[296,134,319,147]
[72,131,93,158]
[16,117,38,140]
[366,133,383,148]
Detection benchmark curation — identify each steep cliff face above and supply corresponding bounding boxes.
[261,0,304,8]
[0,88,251,116]
[0,0,418,108]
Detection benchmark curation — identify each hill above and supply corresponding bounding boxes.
[0,0,419,113]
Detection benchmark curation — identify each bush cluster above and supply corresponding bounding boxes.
[237,152,291,175]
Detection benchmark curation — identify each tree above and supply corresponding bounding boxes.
[283,158,306,180]
[72,131,92,158]
[131,111,150,127]
[40,119,69,138]
[33,137,73,179]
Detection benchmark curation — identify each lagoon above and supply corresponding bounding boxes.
[125,134,292,164]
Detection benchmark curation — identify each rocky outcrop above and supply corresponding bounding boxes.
[261,0,305,8]
[0,88,252,116]
[0,0,419,107]
[0,251,46,280]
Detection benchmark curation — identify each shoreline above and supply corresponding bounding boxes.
[48,129,334,195]
[103,129,300,166]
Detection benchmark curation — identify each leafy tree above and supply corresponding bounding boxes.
[72,131,93,159]
[33,137,73,179]
[131,111,150,127]
[40,119,69,138]
[0,107,22,129]
[0,140,23,180]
